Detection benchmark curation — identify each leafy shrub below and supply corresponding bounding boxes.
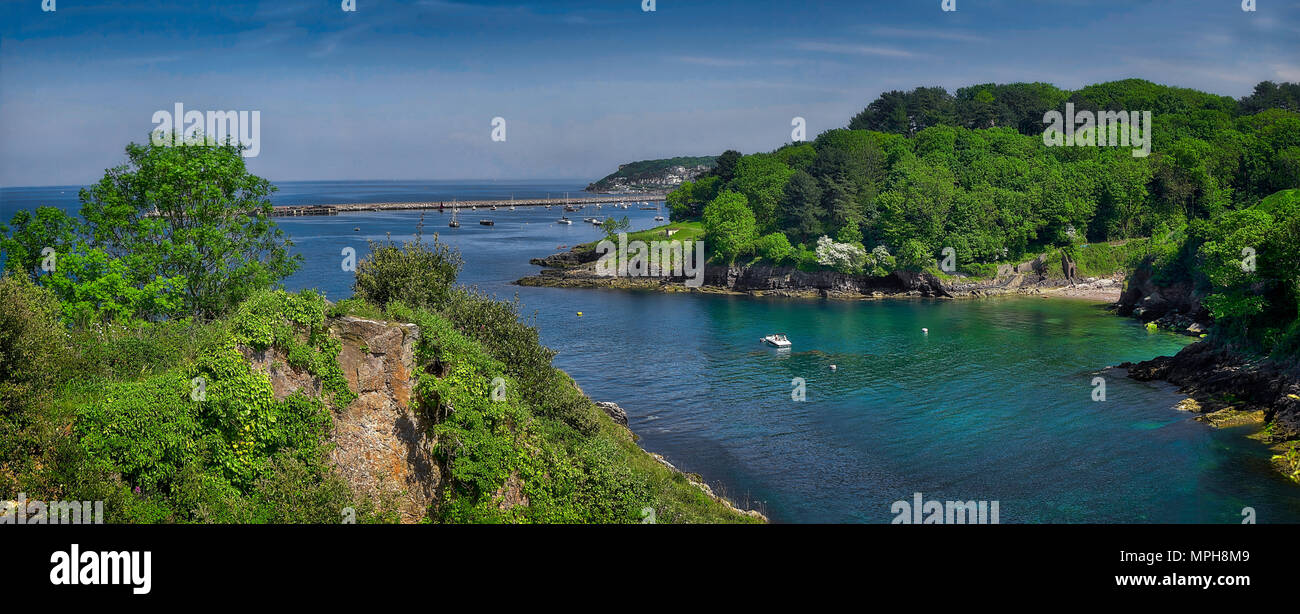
[353,234,463,310]
[0,274,66,415]
[753,232,794,264]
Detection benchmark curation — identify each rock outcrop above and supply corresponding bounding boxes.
[329,317,436,524]
[1123,341,1300,439]
[1116,257,1208,327]
[594,401,629,426]
[518,246,1123,301]
[243,315,436,523]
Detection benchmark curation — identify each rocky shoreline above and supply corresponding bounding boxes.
[516,245,1124,302]
[1121,342,1300,481]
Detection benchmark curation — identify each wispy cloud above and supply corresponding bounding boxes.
[867,26,990,44]
[674,56,754,68]
[792,41,919,59]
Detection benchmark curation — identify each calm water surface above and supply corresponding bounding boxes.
[6,181,1300,523]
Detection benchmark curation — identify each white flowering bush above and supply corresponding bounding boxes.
[865,245,896,277]
[814,236,868,273]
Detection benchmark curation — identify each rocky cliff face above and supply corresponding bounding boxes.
[518,246,1115,300]
[242,315,436,523]
[242,313,764,523]
[1116,258,1208,330]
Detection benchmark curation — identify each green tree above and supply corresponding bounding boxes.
[702,191,757,264]
[353,234,464,310]
[0,206,84,282]
[780,170,824,244]
[601,215,631,241]
[729,154,794,233]
[76,135,300,318]
[753,232,794,264]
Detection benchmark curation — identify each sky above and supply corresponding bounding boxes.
[1,0,1298,187]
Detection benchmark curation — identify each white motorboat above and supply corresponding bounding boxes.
[761,333,791,348]
[557,217,573,225]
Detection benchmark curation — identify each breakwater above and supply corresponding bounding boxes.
[269,194,666,216]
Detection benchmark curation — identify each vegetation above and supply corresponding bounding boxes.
[668,79,1298,277]
[0,135,299,322]
[666,78,1300,355]
[1141,189,1300,357]
[0,138,756,523]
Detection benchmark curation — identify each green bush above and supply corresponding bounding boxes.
[753,232,795,264]
[353,234,463,310]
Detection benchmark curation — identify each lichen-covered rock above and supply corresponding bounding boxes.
[328,316,435,523]
[244,315,436,523]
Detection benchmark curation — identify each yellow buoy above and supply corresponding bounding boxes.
[576,311,583,317]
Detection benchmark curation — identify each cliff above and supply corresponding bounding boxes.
[245,310,765,523]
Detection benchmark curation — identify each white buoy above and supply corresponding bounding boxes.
[829,365,837,371]
[922,328,929,334]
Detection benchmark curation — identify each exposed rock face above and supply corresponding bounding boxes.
[1116,258,1207,325]
[594,401,628,426]
[703,265,950,297]
[1123,341,1300,439]
[517,246,1129,301]
[529,247,600,268]
[328,316,435,524]
[241,346,324,401]
[243,316,436,523]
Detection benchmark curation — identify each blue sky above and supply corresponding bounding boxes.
[2,0,1297,187]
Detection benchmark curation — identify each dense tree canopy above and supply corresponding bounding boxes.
[670,79,1300,353]
[671,79,1299,274]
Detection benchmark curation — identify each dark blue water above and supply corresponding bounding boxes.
[6,181,1300,523]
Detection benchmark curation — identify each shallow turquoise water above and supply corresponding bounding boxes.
[7,182,1300,523]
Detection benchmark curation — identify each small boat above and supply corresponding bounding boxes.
[353,227,361,231]
[557,217,572,225]
[491,205,498,210]
[592,219,603,226]
[760,333,791,348]
[653,215,665,221]
[479,219,494,226]
[448,207,460,228]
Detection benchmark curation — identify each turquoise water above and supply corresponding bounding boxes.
[6,181,1300,523]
